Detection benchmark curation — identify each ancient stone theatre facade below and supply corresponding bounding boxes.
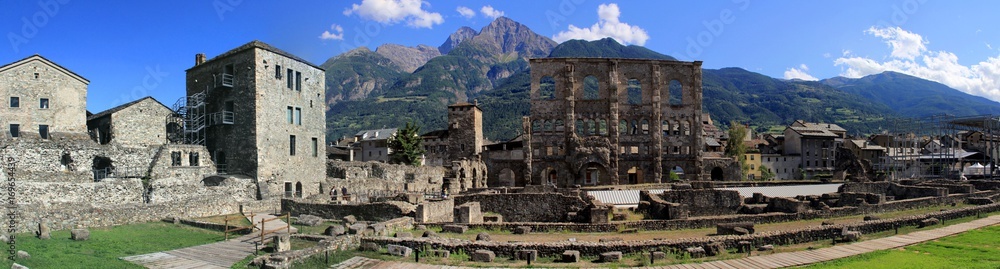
[524,58,704,186]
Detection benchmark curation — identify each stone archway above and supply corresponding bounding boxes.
[498,168,515,187]
[711,167,724,181]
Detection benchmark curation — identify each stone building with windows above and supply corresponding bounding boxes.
[421,101,488,192]
[87,96,176,147]
[524,58,704,186]
[783,121,841,179]
[185,40,326,199]
[352,128,397,163]
[1,55,89,140]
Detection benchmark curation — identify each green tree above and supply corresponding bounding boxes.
[725,121,749,180]
[760,166,775,181]
[388,122,426,166]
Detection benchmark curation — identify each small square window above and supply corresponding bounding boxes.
[189,152,199,166]
[39,98,49,109]
[275,65,282,79]
[39,125,48,139]
[295,107,302,125]
[171,151,181,166]
[9,97,19,108]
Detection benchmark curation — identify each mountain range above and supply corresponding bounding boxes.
[321,17,1000,142]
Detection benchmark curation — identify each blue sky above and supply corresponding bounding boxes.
[3,0,1000,113]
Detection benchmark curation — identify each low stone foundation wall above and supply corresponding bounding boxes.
[365,202,1000,258]
[281,199,417,222]
[252,217,414,268]
[423,190,997,233]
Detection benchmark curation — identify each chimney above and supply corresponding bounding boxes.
[195,53,206,65]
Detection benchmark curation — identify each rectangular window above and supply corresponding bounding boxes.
[190,152,200,166]
[287,69,294,89]
[286,106,293,124]
[289,135,296,156]
[171,151,181,166]
[39,98,49,109]
[9,97,19,108]
[9,124,19,138]
[295,72,302,91]
[312,137,318,157]
[38,125,48,139]
[295,107,302,125]
[275,65,282,79]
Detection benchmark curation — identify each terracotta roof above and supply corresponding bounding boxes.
[87,96,171,121]
[187,40,323,71]
[788,126,839,138]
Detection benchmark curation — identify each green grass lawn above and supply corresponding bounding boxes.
[1,221,226,268]
[803,224,1000,269]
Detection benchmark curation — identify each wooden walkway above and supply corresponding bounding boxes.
[122,213,296,268]
[332,215,1000,269]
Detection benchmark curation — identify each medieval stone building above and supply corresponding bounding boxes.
[87,96,175,146]
[524,58,704,186]
[421,101,488,192]
[185,40,326,199]
[1,55,89,140]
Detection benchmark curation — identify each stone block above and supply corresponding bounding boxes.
[686,247,705,258]
[368,223,387,236]
[842,231,862,242]
[733,227,751,235]
[650,251,667,260]
[395,232,413,238]
[863,215,881,221]
[717,222,755,235]
[589,206,611,224]
[757,244,774,251]
[919,218,940,228]
[561,250,580,263]
[454,202,484,224]
[422,230,438,238]
[324,225,345,236]
[600,251,623,262]
[387,244,413,257]
[475,232,491,241]
[37,223,50,240]
[343,215,357,224]
[442,224,468,233]
[598,237,623,242]
[471,249,495,262]
[0,235,8,244]
[704,242,726,256]
[737,241,753,253]
[274,234,290,252]
[348,223,367,235]
[70,228,89,241]
[294,214,324,226]
[360,242,379,252]
[516,249,538,261]
[15,250,29,260]
[12,263,27,269]
[513,226,531,234]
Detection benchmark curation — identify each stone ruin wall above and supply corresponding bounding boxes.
[453,192,591,222]
[324,160,446,197]
[281,199,416,222]
[0,138,158,182]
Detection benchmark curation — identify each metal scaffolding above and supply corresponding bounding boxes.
[882,114,1000,180]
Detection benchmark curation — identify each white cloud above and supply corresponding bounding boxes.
[835,26,1000,102]
[480,5,504,19]
[823,52,832,58]
[552,3,649,46]
[784,64,819,81]
[865,26,927,60]
[343,0,443,29]
[319,24,344,40]
[456,6,475,19]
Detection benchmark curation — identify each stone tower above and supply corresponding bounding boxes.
[447,101,483,160]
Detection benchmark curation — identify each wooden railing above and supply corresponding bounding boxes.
[224,212,256,240]
[260,213,291,244]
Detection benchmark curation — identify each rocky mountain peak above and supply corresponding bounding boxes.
[439,26,478,54]
[375,44,442,73]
